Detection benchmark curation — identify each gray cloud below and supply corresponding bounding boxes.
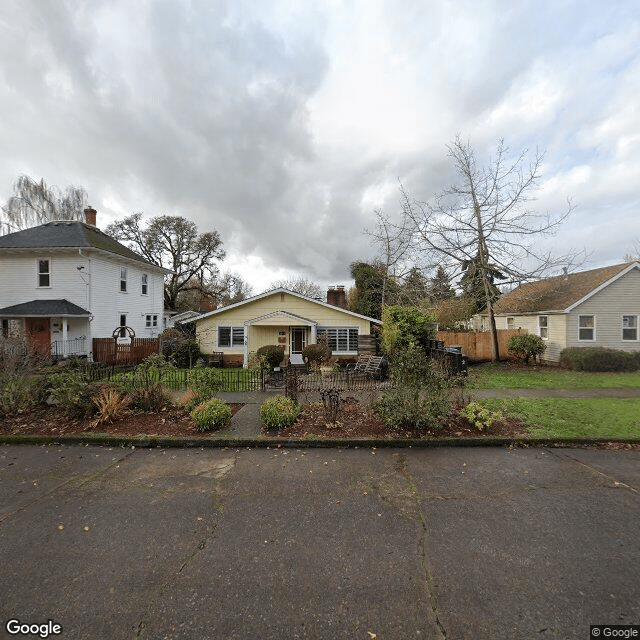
[1,0,639,292]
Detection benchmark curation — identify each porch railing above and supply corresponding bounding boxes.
[51,337,88,358]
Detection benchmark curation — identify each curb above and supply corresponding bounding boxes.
[1,434,638,449]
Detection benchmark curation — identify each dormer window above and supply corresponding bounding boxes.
[120,268,128,292]
[38,259,50,287]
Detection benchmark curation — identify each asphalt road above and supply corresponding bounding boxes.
[0,444,638,640]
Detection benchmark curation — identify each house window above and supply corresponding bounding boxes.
[145,314,158,328]
[2,319,8,339]
[119,314,127,338]
[141,274,148,295]
[506,317,515,330]
[317,327,359,353]
[37,259,50,287]
[622,315,638,341]
[218,326,245,348]
[578,315,595,341]
[120,268,128,292]
[538,315,548,339]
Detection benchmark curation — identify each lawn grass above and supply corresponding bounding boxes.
[467,362,640,389]
[482,397,640,439]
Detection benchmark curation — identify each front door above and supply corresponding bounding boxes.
[25,317,51,356]
[291,327,307,354]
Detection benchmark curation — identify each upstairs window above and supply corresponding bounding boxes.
[120,268,128,292]
[538,315,548,339]
[38,259,50,287]
[622,315,638,341]
[578,315,595,341]
[141,274,148,295]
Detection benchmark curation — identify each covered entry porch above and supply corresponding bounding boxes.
[243,311,317,368]
[0,299,91,359]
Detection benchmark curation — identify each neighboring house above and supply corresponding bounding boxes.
[195,286,381,367]
[0,207,170,359]
[487,262,640,362]
[165,309,202,330]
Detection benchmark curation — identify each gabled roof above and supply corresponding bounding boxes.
[0,221,168,271]
[493,262,640,314]
[194,288,382,324]
[0,299,91,317]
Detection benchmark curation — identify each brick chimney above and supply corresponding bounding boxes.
[84,206,97,226]
[336,285,346,308]
[327,286,337,306]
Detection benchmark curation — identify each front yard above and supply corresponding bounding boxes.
[0,360,639,443]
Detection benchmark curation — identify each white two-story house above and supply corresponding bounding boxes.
[0,207,169,359]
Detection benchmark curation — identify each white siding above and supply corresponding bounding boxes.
[568,267,640,352]
[0,250,165,342]
[87,254,165,339]
[494,313,567,363]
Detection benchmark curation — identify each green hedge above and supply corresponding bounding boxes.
[559,347,640,372]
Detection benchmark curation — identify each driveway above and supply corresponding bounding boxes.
[0,445,638,639]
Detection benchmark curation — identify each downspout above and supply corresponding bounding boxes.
[78,250,92,355]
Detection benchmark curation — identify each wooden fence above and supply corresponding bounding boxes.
[92,337,160,364]
[437,329,527,362]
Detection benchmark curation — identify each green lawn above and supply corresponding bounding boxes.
[467,362,640,389]
[482,397,640,439]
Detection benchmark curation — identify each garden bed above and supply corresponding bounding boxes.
[0,404,243,438]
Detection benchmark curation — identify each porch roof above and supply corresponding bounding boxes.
[0,299,91,317]
[245,310,317,327]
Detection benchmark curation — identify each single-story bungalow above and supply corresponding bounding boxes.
[194,286,381,367]
[487,261,640,362]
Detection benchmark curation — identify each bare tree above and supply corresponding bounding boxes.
[105,213,225,310]
[400,136,580,361]
[365,207,415,310]
[1,175,87,233]
[269,276,323,298]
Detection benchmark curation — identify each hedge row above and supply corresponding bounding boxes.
[559,347,640,372]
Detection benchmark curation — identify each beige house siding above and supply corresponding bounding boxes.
[494,313,567,362]
[196,291,374,365]
[567,268,640,352]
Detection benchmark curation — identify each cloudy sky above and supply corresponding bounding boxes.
[1,0,639,294]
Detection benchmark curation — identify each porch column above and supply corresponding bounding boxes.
[62,319,68,356]
[243,321,249,368]
[310,323,316,344]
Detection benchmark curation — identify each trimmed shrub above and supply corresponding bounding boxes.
[256,345,284,370]
[302,340,331,367]
[460,401,503,432]
[508,334,546,365]
[260,396,301,432]
[559,347,640,372]
[162,338,201,368]
[188,365,224,401]
[190,398,232,431]
[47,370,99,418]
[0,374,40,415]
[127,383,171,411]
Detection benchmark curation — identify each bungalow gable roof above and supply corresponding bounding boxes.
[493,262,640,314]
[194,288,382,324]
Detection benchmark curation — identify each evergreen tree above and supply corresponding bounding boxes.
[429,265,455,302]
